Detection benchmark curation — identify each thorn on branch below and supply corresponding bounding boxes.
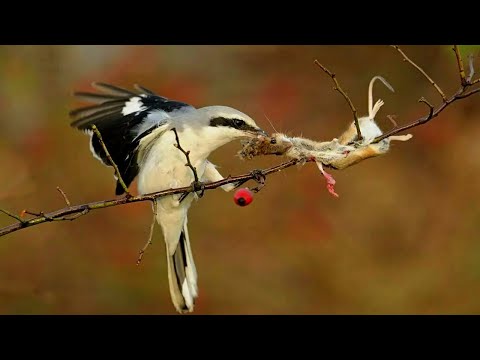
[314,59,363,140]
[418,97,434,120]
[91,125,131,198]
[24,210,42,217]
[392,45,447,101]
[0,209,26,224]
[56,186,71,206]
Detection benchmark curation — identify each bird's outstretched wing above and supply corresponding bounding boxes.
[70,83,196,195]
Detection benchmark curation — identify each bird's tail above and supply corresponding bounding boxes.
[166,219,198,313]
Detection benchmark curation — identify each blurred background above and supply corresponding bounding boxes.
[0,45,479,314]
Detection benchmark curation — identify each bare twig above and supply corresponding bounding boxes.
[137,201,157,265]
[314,60,362,140]
[172,128,199,183]
[373,46,480,143]
[392,45,447,101]
[56,187,71,206]
[453,45,468,87]
[0,159,301,238]
[91,125,131,197]
[0,209,26,224]
[171,128,205,202]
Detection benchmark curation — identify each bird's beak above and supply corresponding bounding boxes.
[253,128,268,137]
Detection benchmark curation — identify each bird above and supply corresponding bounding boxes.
[69,82,267,313]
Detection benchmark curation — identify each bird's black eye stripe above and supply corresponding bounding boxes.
[233,119,244,127]
[209,117,257,132]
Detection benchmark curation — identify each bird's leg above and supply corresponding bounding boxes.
[222,179,245,192]
[201,162,266,193]
[201,161,243,192]
[178,192,189,203]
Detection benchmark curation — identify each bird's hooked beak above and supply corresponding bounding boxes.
[249,127,268,138]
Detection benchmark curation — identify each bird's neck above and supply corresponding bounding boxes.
[177,126,238,163]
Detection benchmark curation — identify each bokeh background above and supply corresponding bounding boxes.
[0,45,479,314]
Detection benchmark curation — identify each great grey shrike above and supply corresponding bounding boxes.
[70,82,266,313]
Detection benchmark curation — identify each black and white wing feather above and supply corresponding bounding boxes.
[70,82,195,195]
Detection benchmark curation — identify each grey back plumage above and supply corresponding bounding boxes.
[70,82,196,195]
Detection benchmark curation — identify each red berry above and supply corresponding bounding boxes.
[233,188,254,206]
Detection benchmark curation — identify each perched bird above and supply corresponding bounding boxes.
[70,82,266,313]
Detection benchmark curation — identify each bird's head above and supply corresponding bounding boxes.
[198,106,267,141]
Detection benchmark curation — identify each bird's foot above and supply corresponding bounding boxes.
[249,169,266,193]
[192,180,205,198]
[179,180,206,203]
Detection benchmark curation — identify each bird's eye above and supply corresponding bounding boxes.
[233,119,244,128]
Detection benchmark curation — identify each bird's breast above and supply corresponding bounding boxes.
[137,129,208,196]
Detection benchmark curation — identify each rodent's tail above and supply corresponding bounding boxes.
[368,76,395,119]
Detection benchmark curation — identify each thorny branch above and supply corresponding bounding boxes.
[373,45,480,143]
[1,45,480,239]
[0,156,298,238]
[314,60,362,140]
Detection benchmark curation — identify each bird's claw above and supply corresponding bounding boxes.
[249,169,266,193]
[192,180,205,197]
[179,180,205,203]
